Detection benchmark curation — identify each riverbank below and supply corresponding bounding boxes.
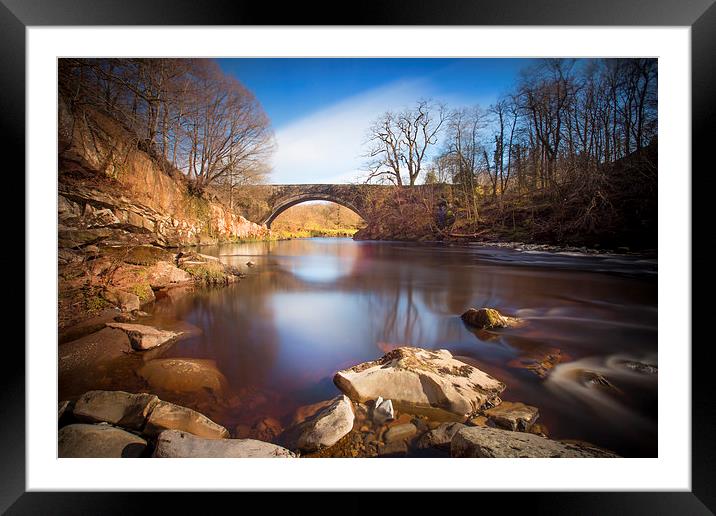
[58,244,247,334]
[59,236,657,457]
[59,341,632,458]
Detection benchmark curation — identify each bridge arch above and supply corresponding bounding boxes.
[260,194,366,228]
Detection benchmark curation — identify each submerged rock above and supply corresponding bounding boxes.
[334,347,505,417]
[153,430,295,458]
[281,395,355,452]
[290,399,334,426]
[59,424,147,458]
[619,360,658,375]
[415,422,467,450]
[144,400,229,439]
[106,322,182,351]
[247,417,283,443]
[461,307,520,330]
[138,358,228,395]
[484,401,540,432]
[451,426,620,458]
[72,390,159,430]
[580,371,622,394]
[507,347,564,378]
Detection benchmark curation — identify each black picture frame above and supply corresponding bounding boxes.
[5,0,711,512]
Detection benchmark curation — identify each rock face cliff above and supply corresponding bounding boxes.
[58,94,268,248]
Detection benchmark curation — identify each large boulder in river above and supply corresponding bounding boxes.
[333,347,505,417]
[138,358,228,395]
[450,426,620,458]
[106,322,182,351]
[72,390,159,430]
[461,307,520,330]
[59,424,147,458]
[280,395,355,452]
[153,430,295,458]
[144,400,229,439]
[484,401,540,432]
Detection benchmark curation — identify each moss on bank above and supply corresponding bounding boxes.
[181,261,231,286]
[104,245,173,266]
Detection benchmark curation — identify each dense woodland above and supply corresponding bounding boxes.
[363,58,658,248]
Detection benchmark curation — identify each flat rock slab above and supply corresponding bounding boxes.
[281,395,355,452]
[59,424,147,458]
[59,327,131,378]
[484,401,540,432]
[415,422,466,450]
[451,426,620,458]
[138,358,228,395]
[153,430,295,458]
[334,347,505,417]
[73,390,159,430]
[384,423,417,443]
[144,400,229,439]
[106,322,182,351]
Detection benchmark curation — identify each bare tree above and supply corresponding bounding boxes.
[58,58,275,195]
[364,99,446,186]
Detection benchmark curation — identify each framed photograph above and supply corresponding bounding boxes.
[7,0,710,512]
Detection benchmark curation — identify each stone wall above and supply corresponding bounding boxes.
[58,95,269,248]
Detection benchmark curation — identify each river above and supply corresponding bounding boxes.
[63,238,658,457]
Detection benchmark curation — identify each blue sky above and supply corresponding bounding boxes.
[218,58,534,184]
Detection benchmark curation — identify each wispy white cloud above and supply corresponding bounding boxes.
[270,78,435,184]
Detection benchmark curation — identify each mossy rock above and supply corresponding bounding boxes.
[461,308,514,330]
[130,282,155,303]
[182,261,229,286]
[83,288,112,313]
[105,245,173,266]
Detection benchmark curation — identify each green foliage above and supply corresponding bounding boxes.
[81,285,111,313]
[183,191,211,222]
[130,282,154,302]
[182,262,228,286]
[270,228,358,239]
[104,245,173,266]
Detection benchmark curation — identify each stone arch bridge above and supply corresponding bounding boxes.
[241,184,446,228]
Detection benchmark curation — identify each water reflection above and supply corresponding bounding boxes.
[105,239,658,455]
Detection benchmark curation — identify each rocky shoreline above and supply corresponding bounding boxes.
[58,324,627,458]
[58,242,250,334]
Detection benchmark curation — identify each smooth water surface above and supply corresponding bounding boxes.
[92,239,661,456]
